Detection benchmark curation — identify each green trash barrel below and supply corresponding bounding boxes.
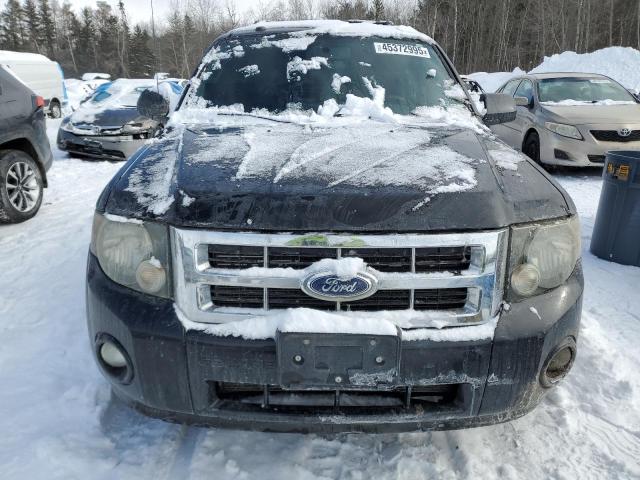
[590,151,640,266]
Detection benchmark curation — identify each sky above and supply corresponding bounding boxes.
[0,0,258,26]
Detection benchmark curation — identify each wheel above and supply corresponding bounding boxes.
[523,131,541,164]
[0,150,44,223]
[49,100,62,118]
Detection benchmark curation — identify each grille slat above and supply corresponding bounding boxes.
[343,248,412,272]
[414,288,468,310]
[211,286,264,308]
[268,247,336,269]
[210,286,468,311]
[208,245,472,273]
[209,245,264,269]
[268,288,336,310]
[415,247,471,272]
[588,155,606,163]
[591,130,640,142]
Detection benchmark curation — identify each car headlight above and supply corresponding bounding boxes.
[122,121,152,134]
[544,122,583,140]
[62,120,75,132]
[90,213,171,297]
[508,216,581,298]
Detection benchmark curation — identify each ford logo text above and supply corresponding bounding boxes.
[301,271,378,301]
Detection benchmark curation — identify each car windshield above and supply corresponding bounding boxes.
[538,77,635,103]
[185,33,463,115]
[90,83,154,106]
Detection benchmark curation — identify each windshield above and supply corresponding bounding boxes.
[185,33,463,115]
[89,83,154,106]
[538,77,636,104]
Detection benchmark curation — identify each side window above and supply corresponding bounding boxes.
[501,79,521,97]
[515,79,534,105]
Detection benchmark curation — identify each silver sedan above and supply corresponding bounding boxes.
[491,73,640,167]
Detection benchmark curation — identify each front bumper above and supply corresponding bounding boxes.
[57,128,147,161]
[86,252,583,433]
[539,125,640,167]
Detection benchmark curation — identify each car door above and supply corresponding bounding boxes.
[509,79,536,151]
[489,78,521,146]
[0,67,21,135]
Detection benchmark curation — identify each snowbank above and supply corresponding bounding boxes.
[531,47,640,91]
[467,68,526,93]
[468,46,640,92]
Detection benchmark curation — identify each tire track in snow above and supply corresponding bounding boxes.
[163,425,202,480]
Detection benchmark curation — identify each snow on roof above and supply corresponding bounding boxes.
[82,72,111,81]
[0,50,53,64]
[230,20,434,44]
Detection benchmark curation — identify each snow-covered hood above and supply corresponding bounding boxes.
[102,122,574,231]
[541,103,640,125]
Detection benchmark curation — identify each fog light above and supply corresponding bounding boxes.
[541,340,576,388]
[511,263,540,296]
[100,341,127,368]
[95,334,134,384]
[136,259,166,293]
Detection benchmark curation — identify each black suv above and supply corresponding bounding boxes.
[86,21,583,433]
[0,65,52,223]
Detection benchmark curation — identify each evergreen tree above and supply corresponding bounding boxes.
[0,0,25,51]
[372,0,385,21]
[59,1,79,73]
[22,0,41,52]
[37,0,56,57]
[128,25,155,77]
[76,7,96,72]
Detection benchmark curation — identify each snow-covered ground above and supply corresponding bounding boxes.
[468,46,640,93]
[1,120,640,479]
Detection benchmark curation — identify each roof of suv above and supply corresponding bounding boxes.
[228,19,434,44]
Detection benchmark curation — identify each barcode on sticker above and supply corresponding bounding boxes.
[374,42,430,58]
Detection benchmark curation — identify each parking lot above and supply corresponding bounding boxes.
[0,119,638,479]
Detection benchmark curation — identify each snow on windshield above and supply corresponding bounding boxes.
[70,80,154,123]
[70,79,181,123]
[179,27,480,126]
[540,99,636,106]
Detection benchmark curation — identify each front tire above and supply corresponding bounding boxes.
[0,150,44,224]
[523,132,541,164]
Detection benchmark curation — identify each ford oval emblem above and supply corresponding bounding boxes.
[301,271,378,301]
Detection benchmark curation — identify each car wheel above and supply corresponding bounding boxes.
[523,132,541,164]
[0,150,44,224]
[49,101,62,119]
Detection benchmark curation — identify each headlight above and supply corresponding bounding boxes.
[122,121,152,134]
[544,122,583,140]
[90,214,172,297]
[508,216,581,298]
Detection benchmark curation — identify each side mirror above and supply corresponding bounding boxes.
[137,89,169,123]
[481,93,517,125]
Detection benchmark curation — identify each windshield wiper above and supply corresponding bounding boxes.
[214,111,292,124]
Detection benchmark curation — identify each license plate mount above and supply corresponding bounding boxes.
[276,331,400,388]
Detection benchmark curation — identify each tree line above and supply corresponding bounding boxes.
[1,0,640,79]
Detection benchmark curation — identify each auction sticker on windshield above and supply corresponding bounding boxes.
[374,42,430,58]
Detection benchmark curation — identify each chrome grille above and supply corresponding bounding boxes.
[208,245,472,273]
[209,286,468,311]
[172,229,508,328]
